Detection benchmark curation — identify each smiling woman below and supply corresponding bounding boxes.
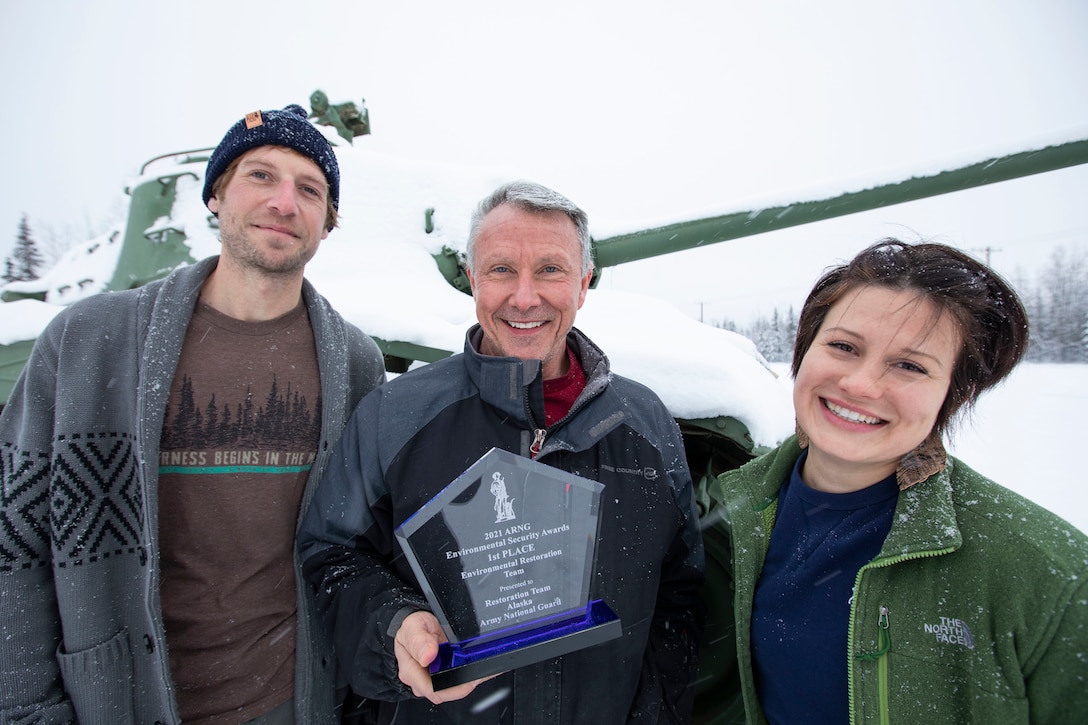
[700,239,1088,724]
[792,284,961,493]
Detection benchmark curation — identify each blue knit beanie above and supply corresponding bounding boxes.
[202,104,340,215]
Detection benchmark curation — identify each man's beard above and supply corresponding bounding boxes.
[219,225,317,276]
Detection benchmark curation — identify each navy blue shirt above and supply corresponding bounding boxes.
[751,452,899,724]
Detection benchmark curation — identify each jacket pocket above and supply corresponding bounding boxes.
[56,629,136,725]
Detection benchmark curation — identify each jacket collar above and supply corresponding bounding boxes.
[877,462,962,558]
[460,324,613,430]
[716,436,962,558]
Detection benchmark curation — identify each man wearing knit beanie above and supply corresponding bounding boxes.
[0,106,386,723]
[203,104,341,231]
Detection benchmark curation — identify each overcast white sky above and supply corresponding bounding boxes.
[2,0,1086,321]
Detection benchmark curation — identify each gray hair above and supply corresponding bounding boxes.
[466,181,592,275]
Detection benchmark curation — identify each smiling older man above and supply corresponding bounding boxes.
[299,181,705,725]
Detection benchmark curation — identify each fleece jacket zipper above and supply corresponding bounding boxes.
[847,547,955,724]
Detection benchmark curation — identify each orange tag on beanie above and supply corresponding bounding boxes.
[245,110,263,129]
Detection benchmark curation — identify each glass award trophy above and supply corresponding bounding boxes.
[394,447,622,689]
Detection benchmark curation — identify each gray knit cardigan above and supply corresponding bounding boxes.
[0,257,386,724]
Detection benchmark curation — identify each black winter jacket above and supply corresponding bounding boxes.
[299,326,705,724]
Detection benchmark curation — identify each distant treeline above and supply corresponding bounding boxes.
[713,245,1088,365]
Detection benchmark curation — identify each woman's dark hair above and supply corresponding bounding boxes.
[792,239,1029,439]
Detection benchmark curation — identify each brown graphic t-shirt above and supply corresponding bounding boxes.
[158,300,320,724]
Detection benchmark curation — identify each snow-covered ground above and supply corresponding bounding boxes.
[947,363,1088,535]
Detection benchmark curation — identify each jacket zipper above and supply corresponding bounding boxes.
[846,547,954,724]
[529,428,547,458]
[853,606,892,725]
[523,373,597,459]
[878,608,890,725]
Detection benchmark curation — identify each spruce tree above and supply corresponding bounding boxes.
[3,215,46,282]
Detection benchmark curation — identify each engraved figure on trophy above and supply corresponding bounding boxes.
[490,471,516,523]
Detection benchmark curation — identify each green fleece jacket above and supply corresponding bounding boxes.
[704,436,1088,724]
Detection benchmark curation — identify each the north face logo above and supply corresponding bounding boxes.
[923,616,975,650]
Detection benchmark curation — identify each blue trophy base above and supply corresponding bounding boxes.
[429,599,622,690]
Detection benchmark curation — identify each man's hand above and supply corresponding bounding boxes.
[394,610,493,704]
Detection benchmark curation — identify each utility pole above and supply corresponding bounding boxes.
[971,246,1002,266]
